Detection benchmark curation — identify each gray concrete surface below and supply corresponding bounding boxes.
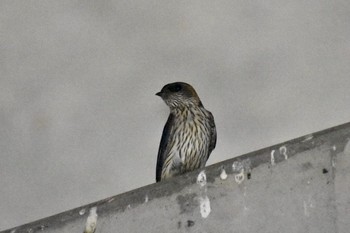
[2,1,350,230]
[2,122,350,233]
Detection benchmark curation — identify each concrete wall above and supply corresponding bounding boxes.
[3,122,350,233]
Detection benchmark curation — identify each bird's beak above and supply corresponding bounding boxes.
[155,91,162,97]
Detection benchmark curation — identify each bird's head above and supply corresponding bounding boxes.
[156,82,202,109]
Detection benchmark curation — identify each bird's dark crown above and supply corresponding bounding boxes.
[156,82,202,108]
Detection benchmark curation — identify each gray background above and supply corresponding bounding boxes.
[1,0,350,230]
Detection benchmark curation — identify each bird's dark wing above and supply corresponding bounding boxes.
[156,113,175,182]
[207,111,217,159]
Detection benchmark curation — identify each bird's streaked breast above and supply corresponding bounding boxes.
[161,106,212,179]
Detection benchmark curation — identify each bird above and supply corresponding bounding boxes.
[155,82,216,182]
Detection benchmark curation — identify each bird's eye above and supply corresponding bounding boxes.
[168,84,182,92]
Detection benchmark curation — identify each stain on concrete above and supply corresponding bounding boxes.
[177,221,181,229]
[301,162,313,171]
[176,193,198,214]
[247,172,251,180]
[187,220,195,227]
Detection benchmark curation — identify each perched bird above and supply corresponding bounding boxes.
[155,82,216,182]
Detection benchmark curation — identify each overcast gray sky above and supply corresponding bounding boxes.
[1,0,350,230]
